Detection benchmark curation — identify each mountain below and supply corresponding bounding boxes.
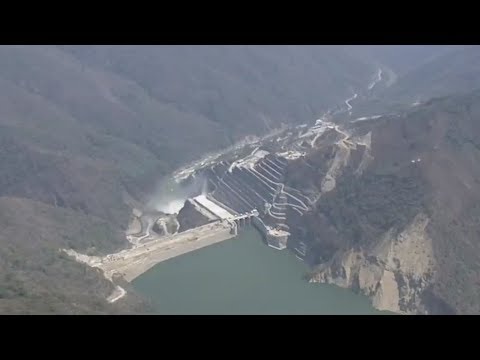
[348,45,462,77]
[336,46,479,121]
[285,90,480,314]
[0,45,376,314]
[381,45,480,103]
[5,44,480,315]
[59,45,377,138]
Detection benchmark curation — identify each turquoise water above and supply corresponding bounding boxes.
[132,227,386,315]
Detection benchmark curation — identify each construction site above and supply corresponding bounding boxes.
[63,113,369,304]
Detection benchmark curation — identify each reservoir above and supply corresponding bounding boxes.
[132,226,386,315]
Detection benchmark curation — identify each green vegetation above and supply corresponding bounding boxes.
[0,196,149,314]
[4,44,480,314]
[0,45,376,314]
[287,89,480,314]
[319,172,427,248]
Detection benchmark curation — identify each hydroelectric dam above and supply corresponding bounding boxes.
[62,115,350,302]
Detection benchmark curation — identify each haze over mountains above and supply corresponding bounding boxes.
[1,44,480,314]
[382,45,480,103]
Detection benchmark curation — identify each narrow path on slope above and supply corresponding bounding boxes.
[345,93,358,111]
[368,68,383,90]
[107,286,126,303]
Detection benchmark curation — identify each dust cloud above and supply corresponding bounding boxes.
[146,174,207,214]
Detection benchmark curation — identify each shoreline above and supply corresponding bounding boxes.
[64,221,236,285]
[110,224,236,282]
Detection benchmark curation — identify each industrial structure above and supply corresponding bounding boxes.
[179,148,313,250]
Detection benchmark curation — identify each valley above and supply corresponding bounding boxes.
[63,67,394,309]
[3,45,480,315]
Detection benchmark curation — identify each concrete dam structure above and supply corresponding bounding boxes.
[63,112,369,304]
[64,209,259,289]
[65,119,339,303]
[184,150,312,250]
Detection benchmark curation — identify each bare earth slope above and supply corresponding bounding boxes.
[6,45,477,314]
[286,91,480,314]
[0,45,375,313]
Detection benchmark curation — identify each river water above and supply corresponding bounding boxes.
[132,227,387,315]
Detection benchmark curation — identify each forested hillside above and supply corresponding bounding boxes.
[0,45,377,313]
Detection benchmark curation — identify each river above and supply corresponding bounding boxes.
[132,227,388,315]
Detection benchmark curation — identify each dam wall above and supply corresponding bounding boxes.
[99,221,236,282]
[207,154,288,215]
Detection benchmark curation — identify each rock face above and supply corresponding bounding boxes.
[172,90,480,315]
[311,213,436,314]
[285,91,480,315]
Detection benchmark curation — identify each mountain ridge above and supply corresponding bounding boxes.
[0,45,378,314]
[285,90,480,314]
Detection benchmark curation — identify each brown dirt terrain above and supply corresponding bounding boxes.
[0,45,376,314]
[286,91,480,314]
